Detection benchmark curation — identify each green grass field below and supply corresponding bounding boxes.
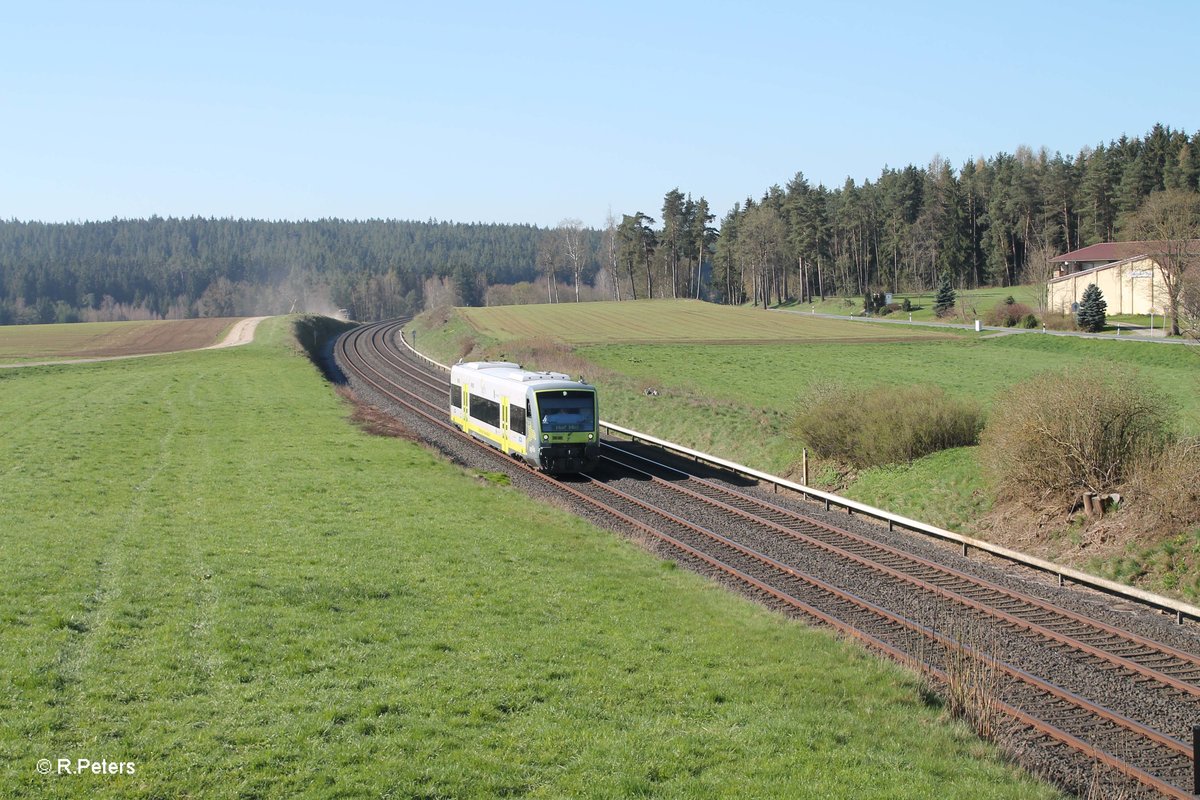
[790,285,1170,332]
[412,299,1200,548]
[583,334,1200,432]
[789,284,1046,322]
[462,298,958,344]
[0,318,1057,798]
[440,299,1200,443]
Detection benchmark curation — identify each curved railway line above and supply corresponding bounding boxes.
[334,318,1200,799]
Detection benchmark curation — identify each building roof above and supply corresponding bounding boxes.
[1052,242,1154,263]
[1052,240,1200,263]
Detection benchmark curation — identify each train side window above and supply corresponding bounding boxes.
[449,383,461,409]
[510,404,525,435]
[469,394,500,428]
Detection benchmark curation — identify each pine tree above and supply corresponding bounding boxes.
[933,273,956,317]
[1076,283,1107,332]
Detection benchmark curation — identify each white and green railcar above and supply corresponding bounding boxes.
[449,361,599,474]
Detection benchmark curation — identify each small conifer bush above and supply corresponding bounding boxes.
[933,274,956,317]
[1076,283,1107,332]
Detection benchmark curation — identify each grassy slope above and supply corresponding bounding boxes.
[793,285,1167,331]
[0,318,1055,798]
[408,305,491,365]
[580,335,1200,431]
[464,298,956,344]
[793,284,1046,322]
[585,334,1200,530]
[420,300,1200,582]
[446,301,1199,434]
[839,449,990,534]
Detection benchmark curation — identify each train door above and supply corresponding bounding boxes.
[500,396,510,452]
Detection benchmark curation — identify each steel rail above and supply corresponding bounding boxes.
[391,319,1200,628]
[339,319,1195,799]
[600,417,1200,626]
[597,443,1200,697]
[384,326,1200,707]
[573,472,1192,756]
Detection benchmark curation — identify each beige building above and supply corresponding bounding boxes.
[1047,241,1173,315]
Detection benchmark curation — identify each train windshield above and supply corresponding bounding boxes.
[536,390,596,433]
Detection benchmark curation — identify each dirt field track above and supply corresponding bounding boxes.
[0,318,249,364]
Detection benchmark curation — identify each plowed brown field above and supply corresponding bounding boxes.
[0,318,240,362]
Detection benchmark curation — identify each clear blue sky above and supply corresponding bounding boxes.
[2,0,1197,229]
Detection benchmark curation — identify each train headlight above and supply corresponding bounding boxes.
[543,434,549,441]
[587,433,593,440]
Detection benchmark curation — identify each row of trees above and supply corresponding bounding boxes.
[561,123,1199,318]
[606,191,717,302]
[0,217,589,324]
[1,123,1197,325]
[528,194,719,306]
[706,124,1200,306]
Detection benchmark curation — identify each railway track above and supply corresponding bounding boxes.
[335,318,1200,799]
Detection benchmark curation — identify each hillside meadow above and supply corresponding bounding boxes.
[411,299,1200,598]
[796,284,1159,329]
[426,299,1200,458]
[460,297,962,345]
[784,283,1045,322]
[0,317,1056,798]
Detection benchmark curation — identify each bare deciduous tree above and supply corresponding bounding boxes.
[557,218,585,302]
[602,210,621,301]
[1127,189,1200,336]
[536,234,563,303]
[1026,236,1060,310]
[735,205,786,308]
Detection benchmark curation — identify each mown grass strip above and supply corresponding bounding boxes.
[0,318,1057,798]
[460,299,953,345]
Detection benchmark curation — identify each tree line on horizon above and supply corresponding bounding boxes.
[703,122,1200,306]
[0,123,1196,325]
[0,218,600,324]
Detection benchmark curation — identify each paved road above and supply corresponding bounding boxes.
[771,307,1197,345]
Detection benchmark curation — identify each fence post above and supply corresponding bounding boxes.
[1193,724,1199,795]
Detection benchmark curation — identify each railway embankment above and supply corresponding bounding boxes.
[292,313,358,382]
[358,315,1200,799]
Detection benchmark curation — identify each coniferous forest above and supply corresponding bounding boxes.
[1,123,1197,324]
